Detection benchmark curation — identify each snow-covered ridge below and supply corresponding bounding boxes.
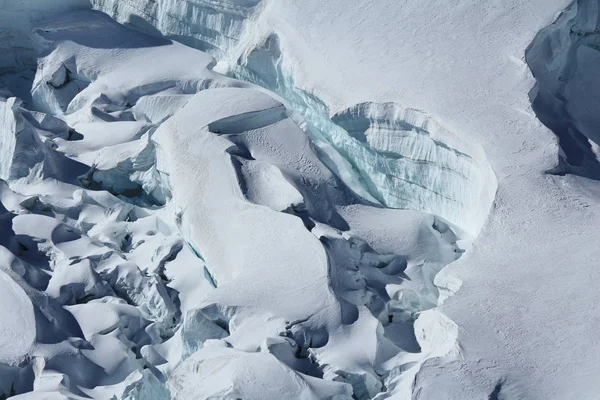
[526,0,600,179]
[92,0,497,237]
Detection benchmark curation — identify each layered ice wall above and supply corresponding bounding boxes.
[330,103,495,238]
[526,0,600,179]
[93,0,497,237]
[232,36,496,237]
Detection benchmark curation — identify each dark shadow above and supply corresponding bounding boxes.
[68,128,84,141]
[168,34,221,55]
[126,15,166,38]
[33,11,172,59]
[384,320,421,353]
[0,70,35,108]
[525,0,600,180]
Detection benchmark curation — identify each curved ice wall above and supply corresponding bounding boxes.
[92,0,497,237]
[331,102,496,238]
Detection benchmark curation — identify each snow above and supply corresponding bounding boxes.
[0,8,462,399]
[1,0,600,399]
[92,0,497,237]
[0,268,36,363]
[169,345,352,400]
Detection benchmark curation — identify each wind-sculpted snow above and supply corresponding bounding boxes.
[152,86,464,399]
[526,0,600,179]
[0,9,484,399]
[45,0,600,399]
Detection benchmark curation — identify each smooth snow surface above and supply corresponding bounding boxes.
[1,0,600,399]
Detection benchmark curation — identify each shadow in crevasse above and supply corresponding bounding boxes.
[525,0,600,180]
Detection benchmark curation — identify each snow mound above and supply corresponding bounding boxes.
[169,346,352,400]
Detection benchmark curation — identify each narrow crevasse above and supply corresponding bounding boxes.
[526,0,600,179]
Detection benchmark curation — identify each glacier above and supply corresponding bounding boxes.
[1,0,600,399]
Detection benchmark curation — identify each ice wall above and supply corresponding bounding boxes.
[526,0,600,179]
[0,96,71,182]
[331,103,495,238]
[0,0,91,73]
[0,97,19,179]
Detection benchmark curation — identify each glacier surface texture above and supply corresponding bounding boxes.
[1,0,599,399]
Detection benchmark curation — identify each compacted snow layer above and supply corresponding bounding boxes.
[0,9,474,400]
